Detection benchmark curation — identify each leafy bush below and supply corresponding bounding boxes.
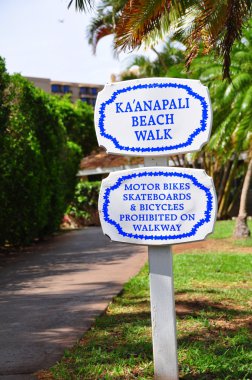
[0,62,86,245]
[0,57,9,128]
[55,96,97,156]
[66,180,101,225]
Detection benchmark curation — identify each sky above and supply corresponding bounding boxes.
[0,0,153,85]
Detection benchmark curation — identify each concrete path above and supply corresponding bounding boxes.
[0,228,147,379]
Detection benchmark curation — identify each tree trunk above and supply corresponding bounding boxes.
[217,159,232,208]
[218,156,238,219]
[234,158,252,238]
[151,46,168,71]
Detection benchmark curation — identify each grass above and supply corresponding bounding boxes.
[37,221,252,380]
[210,219,252,240]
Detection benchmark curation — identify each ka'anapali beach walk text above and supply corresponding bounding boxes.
[95,78,212,156]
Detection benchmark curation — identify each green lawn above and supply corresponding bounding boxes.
[38,221,252,380]
[211,219,252,240]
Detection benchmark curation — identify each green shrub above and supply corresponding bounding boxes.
[55,96,96,155]
[0,66,83,245]
[0,57,9,129]
[67,180,101,225]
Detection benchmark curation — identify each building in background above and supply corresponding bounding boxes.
[77,148,145,181]
[26,76,103,107]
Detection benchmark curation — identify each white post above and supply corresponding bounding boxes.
[148,246,178,380]
[145,157,178,380]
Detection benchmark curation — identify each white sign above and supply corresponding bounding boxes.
[99,167,217,245]
[95,77,212,156]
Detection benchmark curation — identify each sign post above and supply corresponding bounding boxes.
[149,245,177,380]
[95,78,216,379]
[145,156,178,380]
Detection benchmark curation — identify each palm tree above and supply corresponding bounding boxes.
[68,0,252,79]
[117,21,252,234]
[119,40,185,79]
[69,0,252,235]
[188,21,252,235]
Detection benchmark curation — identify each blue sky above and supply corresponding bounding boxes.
[0,0,150,84]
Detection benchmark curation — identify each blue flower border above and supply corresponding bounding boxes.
[102,171,214,241]
[98,82,209,153]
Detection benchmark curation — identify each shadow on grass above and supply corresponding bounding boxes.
[176,288,221,295]
[55,295,252,379]
[176,297,251,379]
[95,310,152,329]
[77,290,252,380]
[178,327,252,380]
[176,298,251,320]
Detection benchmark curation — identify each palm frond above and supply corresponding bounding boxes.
[68,0,93,11]
[114,0,251,79]
[87,16,114,53]
[94,25,114,53]
[224,73,251,102]
[115,0,175,51]
[241,86,252,113]
[219,0,251,79]
[198,66,221,82]
[85,0,128,52]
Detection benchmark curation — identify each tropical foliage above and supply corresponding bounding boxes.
[68,0,252,79]
[188,20,252,226]
[66,180,101,225]
[121,20,252,231]
[70,0,252,232]
[120,40,185,79]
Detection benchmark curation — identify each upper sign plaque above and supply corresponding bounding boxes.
[95,77,212,156]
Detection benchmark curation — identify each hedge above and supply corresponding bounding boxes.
[0,58,96,245]
[57,96,96,156]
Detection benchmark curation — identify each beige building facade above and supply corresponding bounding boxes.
[26,76,103,107]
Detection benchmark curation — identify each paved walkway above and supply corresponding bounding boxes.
[0,228,147,379]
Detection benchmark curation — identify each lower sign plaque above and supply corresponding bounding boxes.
[99,167,217,245]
